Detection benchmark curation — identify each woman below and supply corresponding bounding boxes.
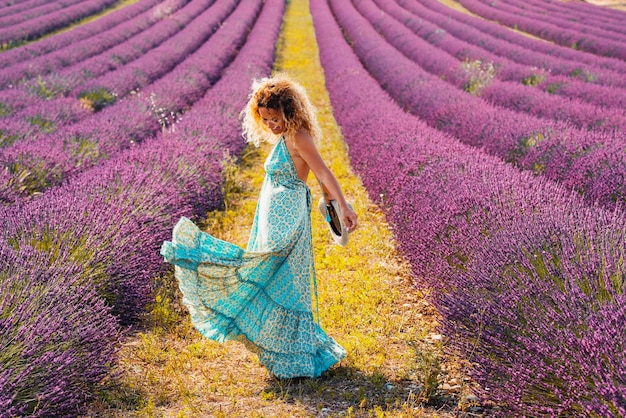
[161,73,357,379]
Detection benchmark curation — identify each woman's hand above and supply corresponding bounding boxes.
[341,205,358,232]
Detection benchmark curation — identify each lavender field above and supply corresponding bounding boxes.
[0,0,624,416]
[312,0,625,415]
[0,0,285,415]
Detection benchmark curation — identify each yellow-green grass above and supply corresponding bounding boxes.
[86,0,479,417]
[435,0,479,15]
[1,0,141,52]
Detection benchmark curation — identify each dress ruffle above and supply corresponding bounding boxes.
[161,216,345,378]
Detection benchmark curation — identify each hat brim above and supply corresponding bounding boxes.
[318,197,351,247]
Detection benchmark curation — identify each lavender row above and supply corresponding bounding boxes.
[509,0,626,35]
[76,0,236,100]
[0,0,219,117]
[495,0,626,39]
[358,0,626,132]
[561,0,626,21]
[1,0,32,5]
[0,0,33,8]
[405,0,626,75]
[0,0,161,69]
[0,0,190,90]
[480,81,626,133]
[392,0,626,95]
[0,0,85,29]
[0,0,260,203]
[0,0,220,143]
[0,246,120,417]
[456,0,626,60]
[0,0,284,414]
[0,0,51,19]
[0,97,92,148]
[0,0,118,48]
[332,0,626,208]
[312,0,626,415]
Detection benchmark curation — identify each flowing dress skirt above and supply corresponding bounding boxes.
[160,137,346,378]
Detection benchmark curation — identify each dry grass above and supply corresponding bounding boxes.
[584,0,626,10]
[435,0,480,15]
[84,0,486,417]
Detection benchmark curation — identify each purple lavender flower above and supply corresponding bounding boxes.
[455,0,626,60]
[331,0,626,208]
[311,0,626,415]
[0,0,119,47]
[0,0,162,69]
[403,0,626,75]
[0,0,188,89]
[0,0,284,415]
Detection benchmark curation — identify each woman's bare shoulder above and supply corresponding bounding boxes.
[292,129,315,149]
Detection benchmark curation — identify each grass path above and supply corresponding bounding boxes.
[86,0,480,416]
[435,0,481,16]
[582,0,626,10]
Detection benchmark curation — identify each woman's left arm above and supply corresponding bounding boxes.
[294,131,358,232]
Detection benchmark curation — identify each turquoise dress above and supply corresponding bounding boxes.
[160,136,346,378]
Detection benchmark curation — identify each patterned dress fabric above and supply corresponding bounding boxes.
[160,136,346,378]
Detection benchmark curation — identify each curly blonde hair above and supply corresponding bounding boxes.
[240,73,322,147]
